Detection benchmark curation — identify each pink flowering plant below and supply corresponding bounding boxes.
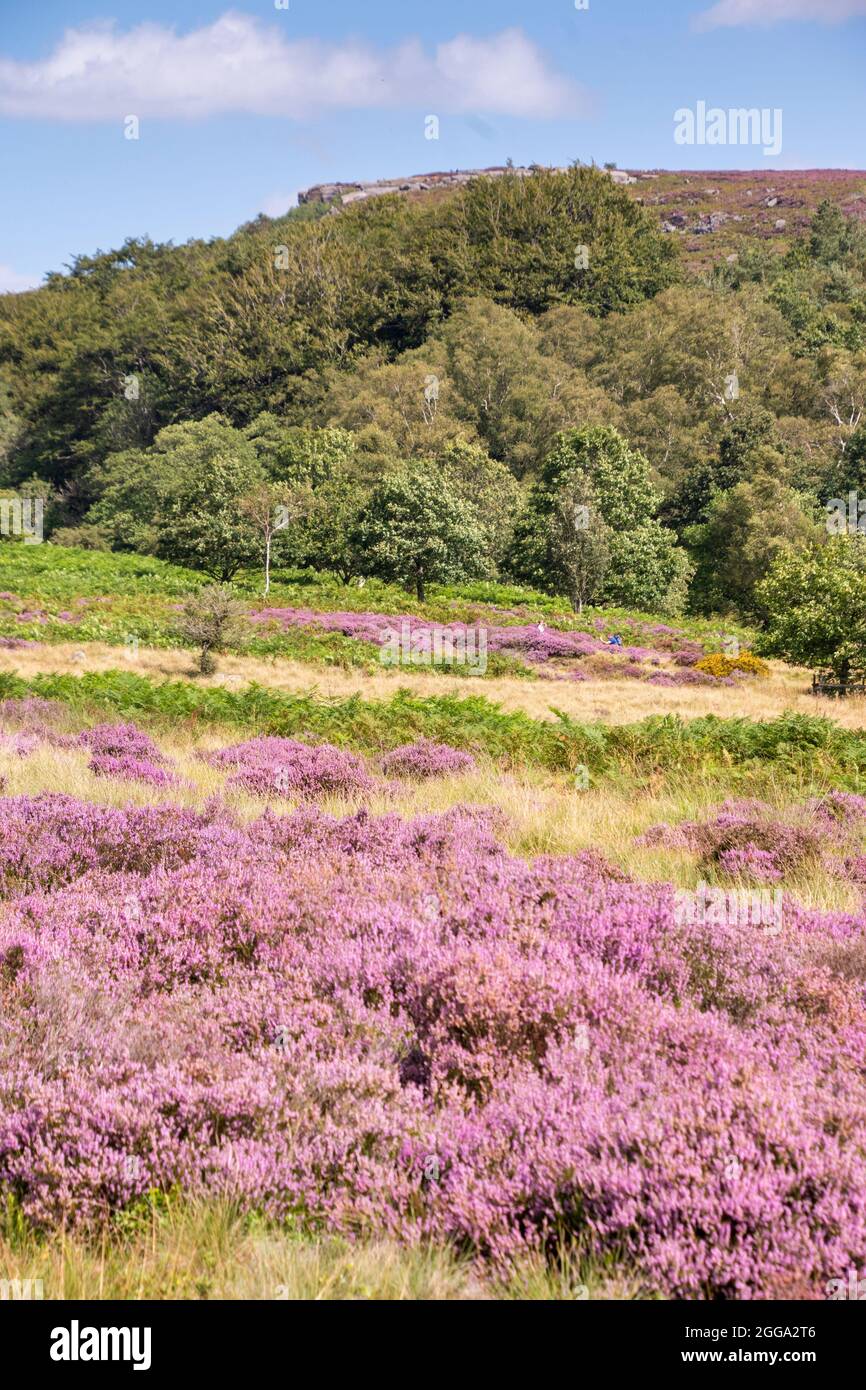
[381,740,477,779]
[203,735,375,799]
[1,792,866,1297]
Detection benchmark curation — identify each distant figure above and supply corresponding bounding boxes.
[608,634,623,648]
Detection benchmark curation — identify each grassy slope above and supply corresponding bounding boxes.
[0,543,752,644]
[3,542,866,1298]
[621,168,866,271]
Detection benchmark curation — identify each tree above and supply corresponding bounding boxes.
[295,471,369,582]
[173,585,249,676]
[756,536,866,684]
[436,438,522,568]
[452,164,679,316]
[549,475,611,611]
[239,481,312,596]
[827,424,866,497]
[245,416,356,487]
[155,417,265,580]
[438,298,611,476]
[663,405,788,534]
[810,199,863,267]
[687,474,820,616]
[354,462,488,602]
[508,427,691,614]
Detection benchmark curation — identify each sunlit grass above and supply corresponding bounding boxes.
[0,1197,655,1301]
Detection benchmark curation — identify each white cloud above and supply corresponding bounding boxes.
[694,0,866,29]
[0,265,39,294]
[0,13,589,121]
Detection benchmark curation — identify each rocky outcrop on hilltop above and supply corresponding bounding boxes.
[297,165,637,208]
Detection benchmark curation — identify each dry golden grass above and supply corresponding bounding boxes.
[0,1198,650,1301]
[3,639,866,728]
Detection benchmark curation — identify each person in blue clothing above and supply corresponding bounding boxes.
[607,634,623,648]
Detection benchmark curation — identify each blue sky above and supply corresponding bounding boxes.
[1,0,864,291]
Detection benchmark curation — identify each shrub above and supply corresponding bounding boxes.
[205,736,375,799]
[2,793,866,1297]
[695,651,769,679]
[79,722,165,763]
[89,753,177,787]
[173,585,248,675]
[381,740,477,779]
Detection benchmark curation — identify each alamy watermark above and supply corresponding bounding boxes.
[826,492,866,534]
[0,497,43,544]
[826,1268,866,1300]
[50,1322,151,1371]
[674,880,782,935]
[380,620,487,675]
[674,102,782,158]
[1,1278,43,1300]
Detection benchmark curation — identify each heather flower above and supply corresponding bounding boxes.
[206,735,374,798]
[247,607,683,668]
[843,854,866,884]
[717,846,783,883]
[0,696,67,727]
[381,740,476,779]
[89,753,178,787]
[807,792,866,826]
[79,722,166,763]
[0,730,40,758]
[673,644,704,667]
[2,792,866,1298]
[638,801,829,879]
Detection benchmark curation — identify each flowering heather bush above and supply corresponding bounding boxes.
[0,636,37,650]
[843,854,866,885]
[2,793,866,1296]
[205,735,374,799]
[716,846,783,883]
[89,753,178,788]
[638,799,843,882]
[673,644,704,667]
[807,792,866,826]
[0,730,40,758]
[0,696,67,728]
[0,793,217,895]
[0,696,78,751]
[79,723,166,764]
[381,740,477,779]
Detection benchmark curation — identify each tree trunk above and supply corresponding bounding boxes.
[415,565,425,604]
[264,535,271,597]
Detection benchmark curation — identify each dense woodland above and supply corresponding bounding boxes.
[1,164,865,619]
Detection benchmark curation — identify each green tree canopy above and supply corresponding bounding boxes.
[354,461,488,601]
[508,426,691,613]
[757,535,866,683]
[153,416,265,580]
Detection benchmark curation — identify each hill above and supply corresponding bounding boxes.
[291,164,866,271]
[1,162,865,623]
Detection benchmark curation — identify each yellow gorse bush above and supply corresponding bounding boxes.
[695,651,770,679]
